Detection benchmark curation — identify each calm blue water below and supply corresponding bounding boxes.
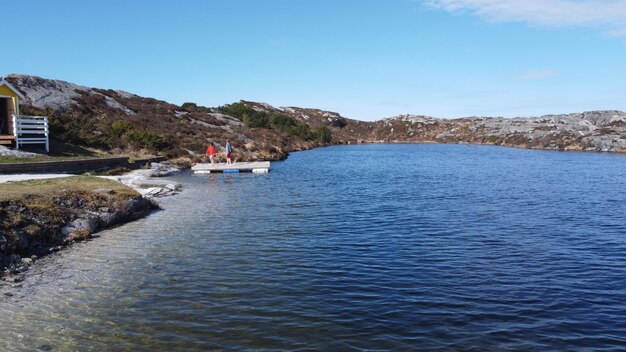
[1,144,626,351]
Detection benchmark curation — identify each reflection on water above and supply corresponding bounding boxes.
[1,144,626,351]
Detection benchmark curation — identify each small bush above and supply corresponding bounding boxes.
[218,102,255,120]
[181,102,198,112]
[109,120,134,140]
[126,129,169,150]
[290,124,313,140]
[487,135,501,145]
[272,114,297,131]
[219,102,324,141]
[242,112,271,128]
[317,126,332,143]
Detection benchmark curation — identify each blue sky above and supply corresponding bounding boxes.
[2,0,625,120]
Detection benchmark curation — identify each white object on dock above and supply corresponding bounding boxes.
[192,161,271,174]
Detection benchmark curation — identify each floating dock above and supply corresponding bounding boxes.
[191,161,271,174]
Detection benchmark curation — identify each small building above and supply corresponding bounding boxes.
[0,79,49,152]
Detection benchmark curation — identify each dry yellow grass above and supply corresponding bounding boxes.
[0,176,138,202]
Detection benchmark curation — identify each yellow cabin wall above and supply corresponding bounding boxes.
[0,84,20,115]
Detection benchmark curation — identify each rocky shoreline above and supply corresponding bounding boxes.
[0,163,181,283]
[0,195,154,277]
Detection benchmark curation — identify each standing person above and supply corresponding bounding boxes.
[206,142,217,164]
[226,140,233,165]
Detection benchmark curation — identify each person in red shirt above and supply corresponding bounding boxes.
[206,143,217,164]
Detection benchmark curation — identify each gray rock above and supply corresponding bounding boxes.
[0,145,38,158]
[94,188,115,194]
[15,231,28,250]
[147,162,180,177]
[98,212,119,226]
[61,217,99,237]
[0,236,7,251]
[4,74,135,115]
[130,179,178,188]
[9,254,20,265]
[124,198,151,217]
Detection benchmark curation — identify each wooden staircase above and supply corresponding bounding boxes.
[0,135,15,146]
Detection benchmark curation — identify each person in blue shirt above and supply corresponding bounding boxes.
[226,140,233,165]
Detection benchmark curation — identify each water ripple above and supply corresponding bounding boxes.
[1,144,626,351]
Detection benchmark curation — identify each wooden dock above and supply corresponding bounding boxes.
[191,161,271,174]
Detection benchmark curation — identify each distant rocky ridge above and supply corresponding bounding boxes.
[3,74,626,158]
[362,111,626,152]
[233,99,626,153]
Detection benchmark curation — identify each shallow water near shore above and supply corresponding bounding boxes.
[1,144,626,351]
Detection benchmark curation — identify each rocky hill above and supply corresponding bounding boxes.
[4,74,333,161]
[3,74,626,159]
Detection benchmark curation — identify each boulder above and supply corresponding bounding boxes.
[94,188,115,194]
[148,162,180,177]
[61,217,99,237]
[98,212,120,226]
[15,231,29,250]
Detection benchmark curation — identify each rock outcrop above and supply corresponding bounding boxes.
[0,185,156,276]
[104,162,182,198]
[355,111,626,152]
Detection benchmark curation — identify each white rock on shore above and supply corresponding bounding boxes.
[0,145,39,158]
[101,162,181,198]
[0,162,182,199]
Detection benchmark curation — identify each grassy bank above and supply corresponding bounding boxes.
[0,155,109,164]
[0,176,137,202]
[0,176,154,275]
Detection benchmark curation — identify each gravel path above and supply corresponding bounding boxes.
[0,174,72,184]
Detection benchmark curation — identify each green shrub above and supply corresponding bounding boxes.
[242,112,271,128]
[290,124,313,140]
[109,120,134,140]
[272,114,296,130]
[220,102,321,141]
[126,129,169,150]
[218,102,255,120]
[487,135,501,144]
[181,102,198,112]
[317,126,332,143]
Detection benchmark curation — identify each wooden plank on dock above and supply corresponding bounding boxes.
[191,161,271,173]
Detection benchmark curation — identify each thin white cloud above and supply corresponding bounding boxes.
[518,70,559,80]
[425,0,626,36]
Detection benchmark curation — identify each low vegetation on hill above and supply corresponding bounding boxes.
[6,75,338,161]
[218,102,332,143]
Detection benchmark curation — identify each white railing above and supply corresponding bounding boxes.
[12,114,49,153]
